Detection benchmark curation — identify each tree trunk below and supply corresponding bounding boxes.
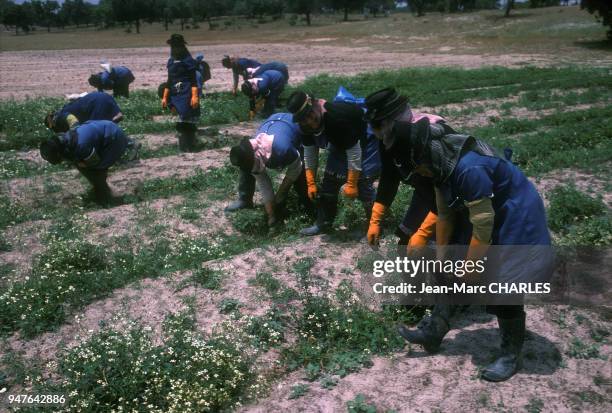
[505,0,514,17]
[136,18,140,33]
[47,24,51,32]
[181,19,184,30]
[306,11,311,26]
[164,17,169,31]
[416,1,425,17]
[344,7,348,21]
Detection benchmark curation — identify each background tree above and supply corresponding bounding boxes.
[581,0,611,40]
[61,0,91,27]
[170,0,192,30]
[325,0,366,21]
[3,2,34,34]
[365,0,394,17]
[32,0,59,32]
[111,0,149,33]
[411,0,426,17]
[288,0,319,25]
[505,0,514,17]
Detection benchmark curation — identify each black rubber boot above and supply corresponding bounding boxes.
[397,304,453,353]
[179,132,200,152]
[481,313,525,382]
[177,123,201,152]
[300,222,331,236]
[300,194,336,236]
[224,199,254,212]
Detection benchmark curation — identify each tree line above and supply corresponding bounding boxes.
[0,0,609,40]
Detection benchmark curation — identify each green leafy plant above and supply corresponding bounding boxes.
[566,338,602,359]
[288,383,309,400]
[218,298,243,314]
[347,394,377,413]
[547,185,606,233]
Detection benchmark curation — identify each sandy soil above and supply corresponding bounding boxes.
[5,233,610,412]
[0,43,560,101]
[2,148,230,207]
[241,305,611,413]
[534,166,612,208]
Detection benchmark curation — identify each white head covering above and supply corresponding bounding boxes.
[100,62,112,73]
[249,132,274,174]
[65,92,89,101]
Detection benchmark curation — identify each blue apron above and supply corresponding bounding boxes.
[167,55,201,121]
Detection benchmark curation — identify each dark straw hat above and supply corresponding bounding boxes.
[286,91,314,123]
[364,87,410,124]
[229,138,255,173]
[166,33,187,46]
[221,55,232,68]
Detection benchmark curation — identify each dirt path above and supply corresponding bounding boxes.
[0,43,558,101]
[240,305,611,413]
[3,148,230,206]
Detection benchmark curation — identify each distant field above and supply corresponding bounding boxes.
[0,6,608,54]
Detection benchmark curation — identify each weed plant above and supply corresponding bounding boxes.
[281,265,406,377]
[547,185,607,233]
[26,311,260,412]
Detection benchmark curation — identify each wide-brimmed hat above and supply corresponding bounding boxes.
[287,91,314,123]
[221,55,232,68]
[364,87,409,124]
[166,34,187,46]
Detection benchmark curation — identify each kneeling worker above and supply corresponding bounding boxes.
[226,113,312,226]
[40,120,132,205]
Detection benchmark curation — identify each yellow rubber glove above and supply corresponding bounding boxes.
[342,170,360,198]
[367,202,386,246]
[161,88,170,109]
[305,169,318,201]
[66,114,79,129]
[190,86,199,109]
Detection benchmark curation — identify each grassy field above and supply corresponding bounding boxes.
[0,6,609,58]
[0,61,610,411]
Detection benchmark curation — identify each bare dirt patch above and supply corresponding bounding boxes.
[0,43,559,101]
[2,147,230,207]
[533,166,612,208]
[241,305,611,413]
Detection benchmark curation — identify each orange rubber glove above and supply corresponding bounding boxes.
[367,202,386,246]
[408,212,437,250]
[342,170,360,198]
[190,86,199,109]
[305,168,317,200]
[466,236,490,263]
[161,88,170,109]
